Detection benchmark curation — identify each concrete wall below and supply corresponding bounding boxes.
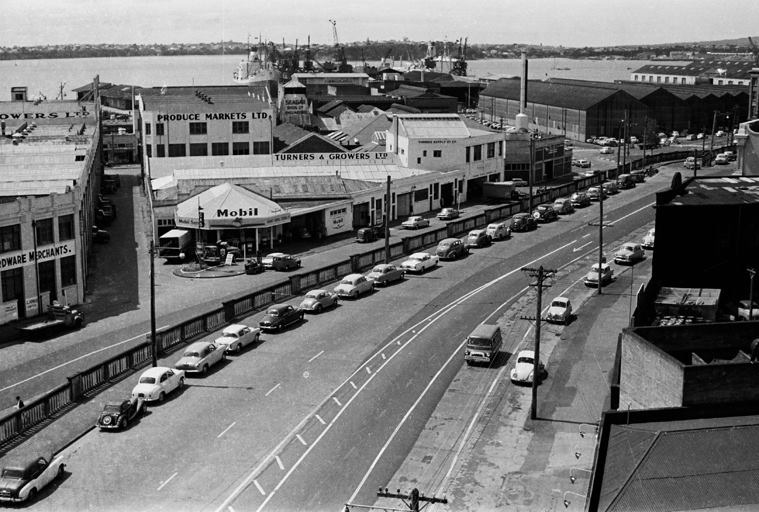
[619,329,684,410]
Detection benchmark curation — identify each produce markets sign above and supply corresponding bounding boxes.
[0,241,76,271]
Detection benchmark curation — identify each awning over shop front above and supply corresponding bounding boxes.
[175,182,290,229]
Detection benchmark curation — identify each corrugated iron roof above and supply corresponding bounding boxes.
[632,60,754,79]
[397,114,471,139]
[481,78,631,110]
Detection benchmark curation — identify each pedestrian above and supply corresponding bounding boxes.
[14,396,24,409]
[751,338,759,363]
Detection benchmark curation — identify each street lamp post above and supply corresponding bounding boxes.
[31,220,42,316]
[749,267,756,321]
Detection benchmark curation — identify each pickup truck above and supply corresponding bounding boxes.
[18,302,84,337]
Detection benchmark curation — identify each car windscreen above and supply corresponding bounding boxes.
[103,403,122,412]
[223,331,239,338]
[340,278,355,285]
[267,310,280,316]
[184,351,200,358]
[139,376,156,384]
[0,468,23,478]
[371,266,384,273]
[551,301,565,308]
[518,356,535,365]
[438,242,451,249]
[467,337,494,348]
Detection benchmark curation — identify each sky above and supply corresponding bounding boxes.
[4,0,757,48]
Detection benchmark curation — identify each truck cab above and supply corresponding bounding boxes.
[158,229,193,262]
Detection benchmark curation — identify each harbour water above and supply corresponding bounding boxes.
[0,55,688,102]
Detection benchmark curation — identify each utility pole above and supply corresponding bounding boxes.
[385,175,391,264]
[641,115,647,169]
[749,267,756,321]
[376,487,447,512]
[588,194,612,295]
[528,136,535,213]
[521,265,555,420]
[150,240,157,367]
[693,147,698,178]
[709,110,718,159]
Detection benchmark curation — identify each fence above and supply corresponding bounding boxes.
[0,145,734,453]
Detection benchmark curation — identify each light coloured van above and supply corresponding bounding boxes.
[464,324,502,365]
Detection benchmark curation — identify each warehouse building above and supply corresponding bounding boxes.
[0,99,101,325]
[631,60,754,86]
[478,78,648,141]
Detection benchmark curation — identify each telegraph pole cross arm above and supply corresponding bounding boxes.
[377,487,447,512]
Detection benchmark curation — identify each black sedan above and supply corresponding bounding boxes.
[259,304,304,331]
[96,397,145,430]
[244,259,265,274]
[510,213,537,232]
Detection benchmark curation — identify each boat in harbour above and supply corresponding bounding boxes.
[233,40,282,87]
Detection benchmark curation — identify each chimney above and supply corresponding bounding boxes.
[520,52,528,114]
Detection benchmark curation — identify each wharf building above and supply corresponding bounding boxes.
[0,96,101,325]
[630,60,754,86]
[141,86,509,252]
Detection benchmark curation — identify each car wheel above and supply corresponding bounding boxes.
[58,464,65,478]
[178,378,184,389]
[158,392,165,402]
[235,343,242,354]
[27,488,37,502]
[315,304,323,313]
[122,417,129,429]
[201,365,208,375]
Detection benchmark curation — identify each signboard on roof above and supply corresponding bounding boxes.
[273,152,390,164]
[0,241,76,271]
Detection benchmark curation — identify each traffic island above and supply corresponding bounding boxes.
[172,263,246,278]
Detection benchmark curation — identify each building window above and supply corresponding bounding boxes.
[1,268,23,301]
[0,224,21,253]
[681,77,686,84]
[169,144,186,157]
[35,218,54,246]
[423,150,427,157]
[189,143,208,156]
[189,122,207,135]
[634,75,638,81]
[656,76,661,83]
[145,123,151,135]
[146,145,152,157]
[232,121,249,134]
[253,141,270,154]
[498,141,503,156]
[648,76,653,82]
[155,123,165,136]
[58,214,74,241]
[465,146,471,163]
[39,260,56,295]
[156,144,165,157]
[61,255,77,286]
[212,142,229,156]
[417,157,421,164]
[718,79,723,85]
[400,148,405,155]
[433,182,439,200]
[487,142,495,158]
[473,145,482,161]
[433,150,442,157]
[232,142,250,155]
[665,76,669,83]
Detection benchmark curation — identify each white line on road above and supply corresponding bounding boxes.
[296,435,307,446]
[315,414,326,425]
[365,367,372,374]
[0,326,169,393]
[607,202,655,225]
[332,397,342,407]
[265,383,280,397]
[582,233,592,238]
[253,480,266,496]
[227,507,236,512]
[307,351,324,363]
[349,381,357,389]
[572,241,592,252]
[275,456,284,470]
[217,422,236,438]
[381,353,386,360]
[216,239,581,512]
[157,472,178,491]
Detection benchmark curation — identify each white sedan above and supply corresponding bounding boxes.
[215,324,261,353]
[401,216,430,229]
[546,297,572,325]
[174,341,226,375]
[400,252,439,273]
[642,228,655,249]
[510,350,547,385]
[132,366,185,402]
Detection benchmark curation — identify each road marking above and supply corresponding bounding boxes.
[0,326,169,393]
[582,233,591,238]
[381,353,386,360]
[607,202,655,225]
[217,422,236,438]
[275,456,284,470]
[296,434,307,446]
[157,471,178,491]
[265,383,280,396]
[253,480,265,496]
[349,381,357,389]
[307,351,324,363]
[216,239,579,512]
[228,507,236,512]
[332,397,342,407]
[365,367,372,374]
[315,414,326,424]
[572,241,592,252]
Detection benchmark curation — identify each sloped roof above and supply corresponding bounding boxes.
[386,103,422,114]
[633,60,754,79]
[480,78,633,111]
[272,122,311,146]
[282,132,346,153]
[601,423,759,512]
[390,85,430,98]
[546,78,671,101]
[403,70,452,82]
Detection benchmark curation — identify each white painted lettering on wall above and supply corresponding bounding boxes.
[156,112,269,122]
[0,111,91,120]
[273,152,389,162]
[418,139,458,144]
[0,240,77,271]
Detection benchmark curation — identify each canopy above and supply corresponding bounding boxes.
[175,183,290,230]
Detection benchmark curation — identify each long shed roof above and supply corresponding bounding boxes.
[480,78,633,110]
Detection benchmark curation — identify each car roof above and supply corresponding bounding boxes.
[372,264,391,269]
[487,221,506,227]
[409,252,429,258]
[468,229,485,235]
[223,324,248,333]
[186,341,212,350]
[517,349,535,358]
[591,263,610,270]
[307,288,327,294]
[440,237,459,243]
[141,366,172,377]
[264,252,286,258]
[1,456,50,472]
